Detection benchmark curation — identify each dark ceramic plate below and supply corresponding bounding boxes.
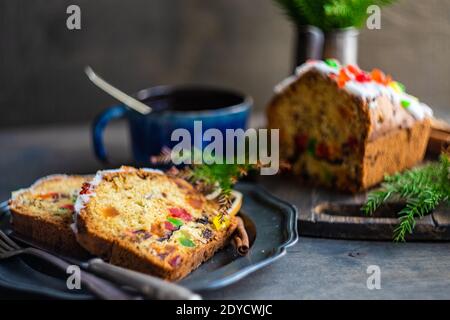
[0,183,297,299]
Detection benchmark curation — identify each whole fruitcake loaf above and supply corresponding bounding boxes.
[267,59,432,192]
[73,166,241,281]
[9,175,89,256]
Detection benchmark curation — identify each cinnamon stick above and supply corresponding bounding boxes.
[232,216,249,256]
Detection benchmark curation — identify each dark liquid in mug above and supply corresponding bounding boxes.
[141,87,244,113]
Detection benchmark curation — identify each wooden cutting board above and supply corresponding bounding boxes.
[257,174,450,241]
[302,201,450,241]
[427,117,450,156]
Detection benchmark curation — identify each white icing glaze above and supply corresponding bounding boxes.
[274,75,297,94]
[10,174,84,200]
[274,60,433,121]
[368,100,378,109]
[295,60,339,77]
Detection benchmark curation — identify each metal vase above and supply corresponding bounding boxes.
[294,25,324,69]
[294,26,359,69]
[323,27,359,66]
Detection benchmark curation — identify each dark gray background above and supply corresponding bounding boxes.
[0,0,449,128]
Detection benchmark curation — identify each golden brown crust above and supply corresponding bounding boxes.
[360,119,430,191]
[91,218,238,281]
[10,207,87,257]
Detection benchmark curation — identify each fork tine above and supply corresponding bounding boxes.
[0,238,14,252]
[0,242,6,253]
[0,230,21,250]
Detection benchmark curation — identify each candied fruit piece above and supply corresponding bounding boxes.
[60,204,74,211]
[356,73,371,82]
[401,100,411,108]
[307,138,317,156]
[169,207,192,221]
[325,59,339,68]
[213,214,230,230]
[315,143,330,159]
[295,134,309,152]
[179,237,195,247]
[371,68,386,83]
[167,217,183,228]
[169,255,181,267]
[338,69,351,87]
[346,64,361,75]
[37,192,60,200]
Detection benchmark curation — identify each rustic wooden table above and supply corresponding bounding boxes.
[1,122,450,299]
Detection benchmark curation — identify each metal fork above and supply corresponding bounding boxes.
[2,230,201,300]
[0,229,133,300]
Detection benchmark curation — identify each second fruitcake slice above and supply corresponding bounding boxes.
[9,175,89,256]
[74,166,240,281]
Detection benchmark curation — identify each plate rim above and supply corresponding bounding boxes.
[181,183,298,291]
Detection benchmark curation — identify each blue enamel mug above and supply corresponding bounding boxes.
[93,85,252,165]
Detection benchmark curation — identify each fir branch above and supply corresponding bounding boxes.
[362,151,450,242]
[362,189,394,215]
[393,187,444,242]
[151,147,274,219]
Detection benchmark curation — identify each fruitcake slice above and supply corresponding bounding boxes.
[9,175,89,256]
[74,166,241,281]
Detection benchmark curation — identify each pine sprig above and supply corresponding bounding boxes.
[273,0,397,31]
[363,151,450,242]
[151,147,283,217]
[393,188,444,242]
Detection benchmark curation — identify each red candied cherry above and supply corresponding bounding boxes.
[315,143,330,159]
[356,73,371,82]
[60,204,75,211]
[346,136,359,149]
[164,221,177,231]
[79,183,92,195]
[168,207,192,221]
[295,134,309,153]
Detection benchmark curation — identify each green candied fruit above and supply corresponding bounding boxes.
[401,100,411,108]
[323,169,334,183]
[397,81,406,92]
[324,59,339,68]
[167,217,183,228]
[307,138,317,156]
[55,208,69,215]
[179,237,195,247]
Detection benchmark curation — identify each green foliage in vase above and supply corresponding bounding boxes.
[362,152,450,242]
[273,0,398,31]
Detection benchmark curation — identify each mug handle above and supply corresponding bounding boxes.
[92,105,127,163]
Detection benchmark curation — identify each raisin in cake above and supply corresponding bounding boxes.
[267,59,432,192]
[9,175,89,256]
[73,166,241,281]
